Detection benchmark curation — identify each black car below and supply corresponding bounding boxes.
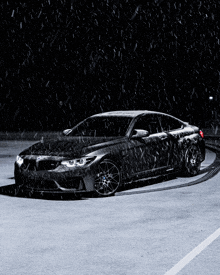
[15,111,205,197]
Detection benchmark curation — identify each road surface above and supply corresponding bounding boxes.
[1,141,220,275]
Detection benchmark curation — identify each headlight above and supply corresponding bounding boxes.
[61,157,96,168]
[16,155,24,167]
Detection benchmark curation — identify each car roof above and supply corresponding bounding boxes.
[91,110,187,125]
[91,110,162,118]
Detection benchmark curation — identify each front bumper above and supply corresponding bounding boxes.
[14,162,96,193]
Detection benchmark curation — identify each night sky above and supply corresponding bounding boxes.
[1,0,219,131]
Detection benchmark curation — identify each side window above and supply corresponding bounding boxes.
[160,115,183,131]
[133,115,162,135]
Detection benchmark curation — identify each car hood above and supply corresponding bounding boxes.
[20,136,123,158]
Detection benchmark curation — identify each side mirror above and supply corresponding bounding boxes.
[131,129,149,139]
[63,129,72,136]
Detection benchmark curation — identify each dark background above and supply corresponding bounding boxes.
[1,0,219,131]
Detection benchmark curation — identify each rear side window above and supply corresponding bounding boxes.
[159,115,183,132]
[133,114,162,134]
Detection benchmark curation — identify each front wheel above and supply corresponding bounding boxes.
[183,144,202,176]
[94,160,121,196]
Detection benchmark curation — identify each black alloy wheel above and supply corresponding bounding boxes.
[94,160,121,196]
[184,144,202,176]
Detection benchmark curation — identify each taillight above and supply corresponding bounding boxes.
[199,130,204,138]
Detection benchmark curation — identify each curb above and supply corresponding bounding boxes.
[205,144,220,152]
[0,132,61,141]
[205,135,220,140]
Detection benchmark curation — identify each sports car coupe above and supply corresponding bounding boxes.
[15,111,205,197]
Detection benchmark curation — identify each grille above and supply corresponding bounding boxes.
[23,159,36,170]
[23,159,60,171]
[38,160,60,170]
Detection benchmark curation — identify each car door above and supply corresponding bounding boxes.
[140,115,172,172]
[121,114,171,180]
[159,114,188,168]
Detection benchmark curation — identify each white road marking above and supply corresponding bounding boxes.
[164,227,220,275]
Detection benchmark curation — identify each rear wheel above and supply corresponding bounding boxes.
[94,160,120,196]
[183,144,202,176]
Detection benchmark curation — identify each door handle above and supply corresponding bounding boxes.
[160,136,167,140]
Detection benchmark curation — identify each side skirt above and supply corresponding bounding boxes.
[122,168,181,187]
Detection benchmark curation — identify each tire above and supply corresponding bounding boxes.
[94,160,121,196]
[183,144,202,176]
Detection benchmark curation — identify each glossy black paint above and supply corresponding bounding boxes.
[14,111,205,196]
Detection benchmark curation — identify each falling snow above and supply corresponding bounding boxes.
[0,0,220,132]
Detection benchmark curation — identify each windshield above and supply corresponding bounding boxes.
[68,116,132,137]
